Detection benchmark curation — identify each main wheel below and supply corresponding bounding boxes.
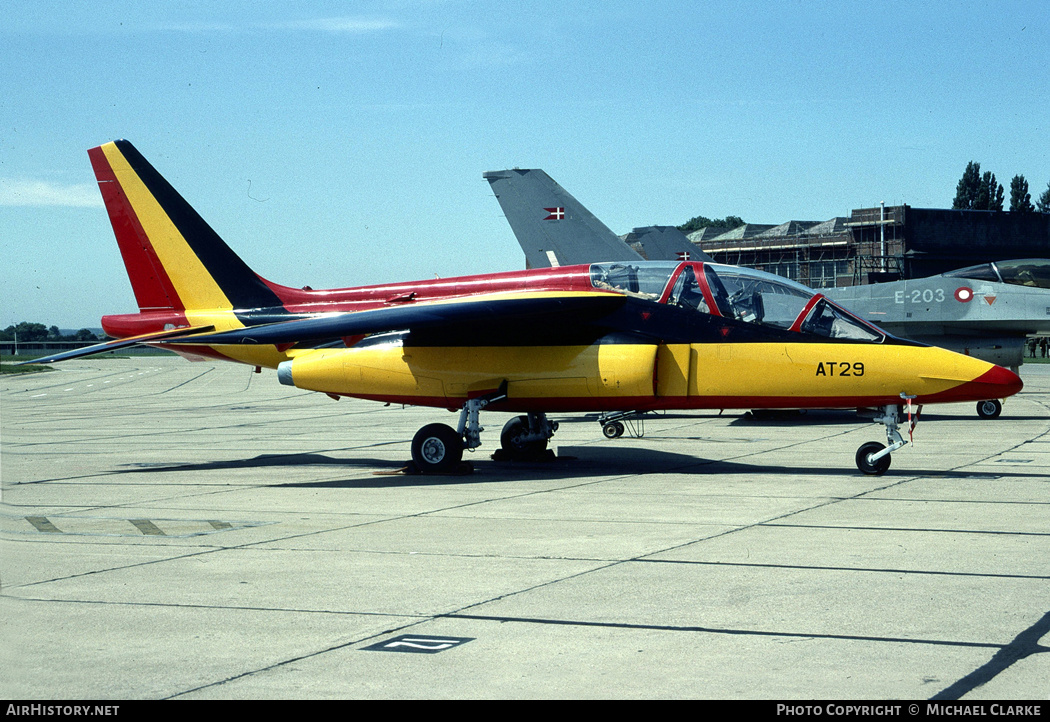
[856,441,891,476]
[411,423,463,473]
[500,416,548,457]
[602,421,625,439]
[976,399,1002,419]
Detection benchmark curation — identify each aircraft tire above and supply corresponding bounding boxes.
[976,399,1002,419]
[411,423,463,473]
[602,421,625,439]
[500,416,548,457]
[856,441,891,476]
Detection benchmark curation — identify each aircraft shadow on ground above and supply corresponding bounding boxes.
[727,409,1049,425]
[571,410,1047,428]
[117,445,1049,488]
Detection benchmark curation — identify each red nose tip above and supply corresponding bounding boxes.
[960,365,1024,401]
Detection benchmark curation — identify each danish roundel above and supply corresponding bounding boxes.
[954,287,974,303]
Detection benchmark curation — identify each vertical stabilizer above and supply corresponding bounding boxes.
[88,140,284,312]
[484,169,644,268]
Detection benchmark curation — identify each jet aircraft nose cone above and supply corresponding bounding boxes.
[957,364,1023,401]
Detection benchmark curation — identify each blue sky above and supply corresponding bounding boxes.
[1,0,1047,328]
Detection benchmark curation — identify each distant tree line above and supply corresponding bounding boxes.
[677,214,746,234]
[679,165,1048,230]
[952,161,1050,213]
[0,322,101,343]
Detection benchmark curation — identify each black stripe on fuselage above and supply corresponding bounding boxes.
[397,297,922,348]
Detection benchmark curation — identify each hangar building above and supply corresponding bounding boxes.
[689,205,1050,289]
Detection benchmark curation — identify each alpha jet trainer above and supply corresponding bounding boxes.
[30,141,1022,476]
[484,167,1040,421]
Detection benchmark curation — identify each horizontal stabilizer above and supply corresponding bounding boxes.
[623,226,712,263]
[17,326,215,366]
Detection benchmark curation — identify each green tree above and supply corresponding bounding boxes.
[953,161,982,209]
[0,322,99,343]
[1037,180,1050,213]
[953,162,1005,210]
[2,322,48,342]
[985,172,1004,211]
[1010,175,1034,212]
[678,214,745,234]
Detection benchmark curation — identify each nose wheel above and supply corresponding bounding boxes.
[855,398,919,476]
[856,441,892,476]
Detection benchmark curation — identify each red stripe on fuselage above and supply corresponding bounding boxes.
[259,265,598,315]
[326,381,1022,413]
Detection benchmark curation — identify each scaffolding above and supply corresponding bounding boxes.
[844,204,906,284]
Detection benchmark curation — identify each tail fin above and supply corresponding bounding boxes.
[89,140,285,312]
[483,169,643,268]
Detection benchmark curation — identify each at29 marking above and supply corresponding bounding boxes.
[815,362,864,377]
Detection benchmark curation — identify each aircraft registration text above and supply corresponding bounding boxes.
[815,362,865,377]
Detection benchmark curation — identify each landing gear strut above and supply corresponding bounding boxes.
[855,397,920,476]
[410,385,507,474]
[410,384,559,472]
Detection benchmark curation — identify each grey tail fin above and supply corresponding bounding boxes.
[622,226,712,263]
[483,169,643,268]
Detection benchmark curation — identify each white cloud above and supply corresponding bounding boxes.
[270,17,400,34]
[0,179,102,208]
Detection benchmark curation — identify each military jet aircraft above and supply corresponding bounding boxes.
[28,141,1022,476]
[484,167,1045,420]
[483,169,710,268]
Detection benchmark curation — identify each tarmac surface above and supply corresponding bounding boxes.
[2,357,1048,700]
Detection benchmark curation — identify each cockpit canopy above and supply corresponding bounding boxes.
[590,261,884,342]
[943,259,1050,290]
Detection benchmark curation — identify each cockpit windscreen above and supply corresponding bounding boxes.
[944,259,1050,289]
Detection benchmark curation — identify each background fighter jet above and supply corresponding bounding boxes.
[483,168,710,268]
[827,259,1050,365]
[27,141,1022,477]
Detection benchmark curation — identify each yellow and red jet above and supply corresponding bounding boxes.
[31,140,1023,475]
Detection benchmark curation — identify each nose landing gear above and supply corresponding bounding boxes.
[856,396,921,476]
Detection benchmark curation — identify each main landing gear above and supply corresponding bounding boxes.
[409,385,558,473]
[976,399,1002,419]
[855,397,921,476]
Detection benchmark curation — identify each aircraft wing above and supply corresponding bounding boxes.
[160,293,626,347]
[484,169,644,268]
[15,326,215,366]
